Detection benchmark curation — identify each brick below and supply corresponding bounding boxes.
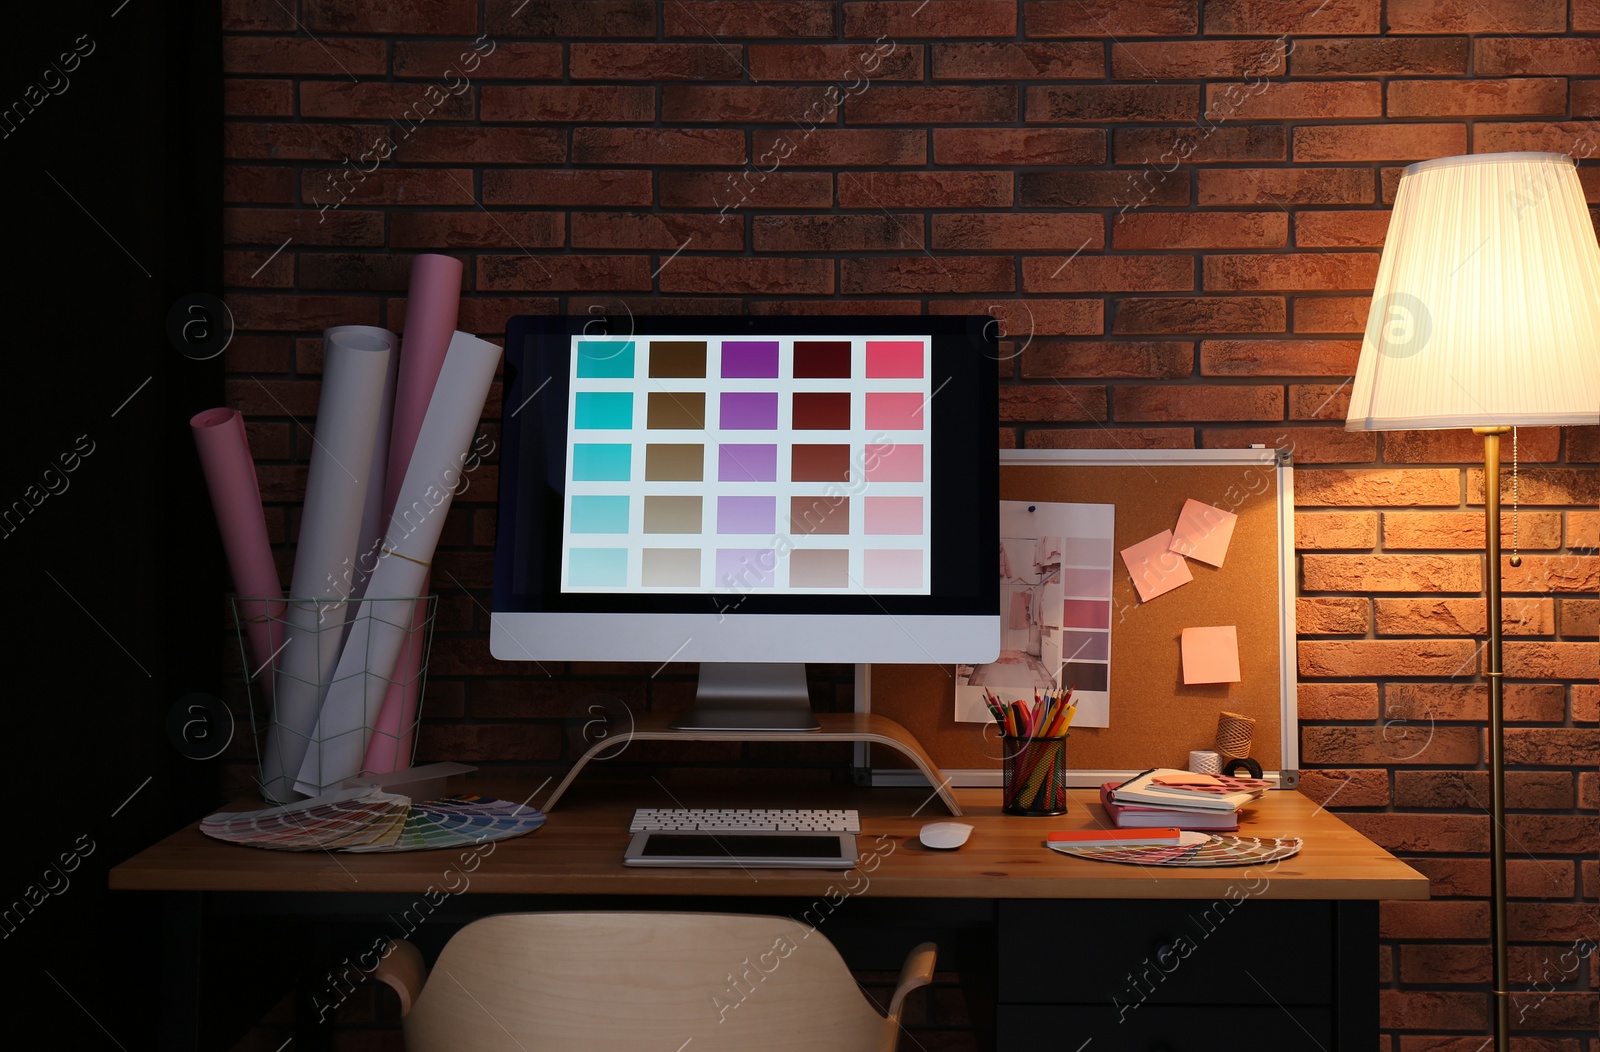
[1295,511,1378,549]
[440,298,560,337]
[418,722,563,763]
[394,127,566,165]
[298,168,476,207]
[482,86,654,123]
[1507,815,1599,854]
[838,170,1010,208]
[1299,768,1390,806]
[748,44,924,81]
[1508,902,1599,943]
[1408,859,1575,901]
[1293,295,1370,333]
[1303,639,1488,682]
[1204,253,1378,293]
[225,294,380,333]
[1299,596,1370,633]
[1574,81,1600,118]
[843,1,1015,36]
[572,295,739,319]
[1023,428,1194,449]
[753,214,921,253]
[1389,79,1568,118]
[1475,122,1600,155]
[299,81,472,121]
[477,255,653,292]
[1303,553,1481,592]
[302,0,476,33]
[1296,682,1379,719]
[1020,170,1189,208]
[1567,427,1600,463]
[571,128,745,166]
[755,129,925,167]
[1387,0,1563,33]
[1569,511,1600,553]
[1297,468,1461,507]
[1565,599,1600,639]
[224,335,293,375]
[1114,126,1287,164]
[485,169,654,207]
[1580,0,1600,29]
[390,212,563,251]
[1113,297,1285,334]
[1301,721,1481,762]
[1115,214,1285,252]
[935,42,1101,80]
[932,214,1102,252]
[225,248,290,288]
[1114,384,1282,422]
[1208,81,1381,121]
[660,170,832,210]
[1024,0,1197,36]
[572,212,744,252]
[1112,39,1285,79]
[224,79,292,118]
[1022,255,1192,294]
[1343,813,1488,853]
[847,86,1017,124]
[841,256,1013,294]
[1478,39,1600,77]
[1293,37,1469,76]
[1199,168,1373,206]
[1503,643,1600,681]
[660,257,834,295]
[934,128,1104,166]
[224,166,295,204]
[223,37,388,76]
[1469,469,1600,505]
[396,42,562,80]
[1289,383,1349,421]
[663,1,834,37]
[1021,341,1192,379]
[1205,0,1378,33]
[1376,598,1555,637]
[1291,212,1388,249]
[1027,85,1198,123]
[1293,124,1467,162]
[1000,386,1108,423]
[931,298,1103,337]
[223,208,385,247]
[1215,425,1376,462]
[1382,512,1562,550]
[1385,428,1560,465]
[570,43,743,81]
[298,252,413,291]
[486,0,655,36]
[224,122,374,162]
[1200,339,1357,376]
[223,0,293,30]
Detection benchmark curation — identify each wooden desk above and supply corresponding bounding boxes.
[112,781,1427,1051]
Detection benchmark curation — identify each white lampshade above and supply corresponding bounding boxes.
[1346,151,1600,431]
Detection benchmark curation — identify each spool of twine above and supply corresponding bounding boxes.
[1188,749,1222,776]
[1215,711,1255,760]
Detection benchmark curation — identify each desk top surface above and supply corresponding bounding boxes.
[110,779,1428,900]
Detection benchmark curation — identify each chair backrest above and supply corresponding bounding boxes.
[402,911,902,1052]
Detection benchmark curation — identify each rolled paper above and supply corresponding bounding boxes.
[191,407,284,704]
[1188,749,1222,776]
[261,329,394,802]
[334,326,399,604]
[361,253,463,774]
[295,331,501,794]
[1215,711,1256,761]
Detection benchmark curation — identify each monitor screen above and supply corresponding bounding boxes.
[491,314,999,670]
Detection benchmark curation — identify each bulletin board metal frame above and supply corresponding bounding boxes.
[856,447,1299,790]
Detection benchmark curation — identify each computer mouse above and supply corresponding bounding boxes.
[918,821,974,850]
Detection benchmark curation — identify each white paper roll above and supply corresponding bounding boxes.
[261,329,394,802]
[293,331,502,794]
[339,326,399,604]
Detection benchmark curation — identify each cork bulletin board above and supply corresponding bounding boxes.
[859,448,1299,787]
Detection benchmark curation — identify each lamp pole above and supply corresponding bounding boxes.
[1474,424,1511,1051]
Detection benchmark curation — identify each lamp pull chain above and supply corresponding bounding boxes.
[1510,427,1521,568]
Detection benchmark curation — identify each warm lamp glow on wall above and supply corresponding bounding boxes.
[1345,152,1600,1050]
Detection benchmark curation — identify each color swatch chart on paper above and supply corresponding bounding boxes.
[561,335,932,594]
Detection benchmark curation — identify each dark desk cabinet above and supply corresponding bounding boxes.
[996,899,1376,1052]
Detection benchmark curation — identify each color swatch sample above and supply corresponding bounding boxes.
[561,335,932,593]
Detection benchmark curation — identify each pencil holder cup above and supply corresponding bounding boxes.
[1001,734,1069,816]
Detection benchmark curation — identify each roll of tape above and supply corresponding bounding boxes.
[1188,750,1222,775]
[1223,756,1264,779]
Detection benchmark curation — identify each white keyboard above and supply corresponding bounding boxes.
[629,808,861,834]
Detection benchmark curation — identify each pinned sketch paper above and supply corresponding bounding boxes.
[1120,530,1193,602]
[1181,626,1241,685]
[1169,499,1237,568]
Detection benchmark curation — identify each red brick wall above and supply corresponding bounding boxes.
[221,1,1598,1047]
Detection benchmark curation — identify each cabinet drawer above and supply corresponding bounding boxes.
[999,1004,1334,1051]
[999,899,1332,1005]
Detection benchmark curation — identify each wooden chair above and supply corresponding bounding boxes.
[373,911,935,1052]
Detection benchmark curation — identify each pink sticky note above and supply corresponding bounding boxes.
[1181,626,1241,685]
[1169,498,1238,568]
[1120,529,1193,602]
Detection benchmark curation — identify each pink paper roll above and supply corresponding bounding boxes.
[191,407,284,703]
[362,253,463,774]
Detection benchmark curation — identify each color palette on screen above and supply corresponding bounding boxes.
[560,335,933,594]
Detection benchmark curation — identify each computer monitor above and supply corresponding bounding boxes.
[491,314,1000,730]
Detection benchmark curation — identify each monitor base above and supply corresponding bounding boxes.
[669,662,821,731]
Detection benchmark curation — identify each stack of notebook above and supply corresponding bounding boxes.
[1100,768,1270,832]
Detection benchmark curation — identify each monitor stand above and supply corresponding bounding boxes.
[669,662,822,731]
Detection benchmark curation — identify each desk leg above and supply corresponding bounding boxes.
[1334,900,1378,1050]
[160,892,202,1051]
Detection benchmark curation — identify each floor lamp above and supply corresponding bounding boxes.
[1345,151,1600,1050]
